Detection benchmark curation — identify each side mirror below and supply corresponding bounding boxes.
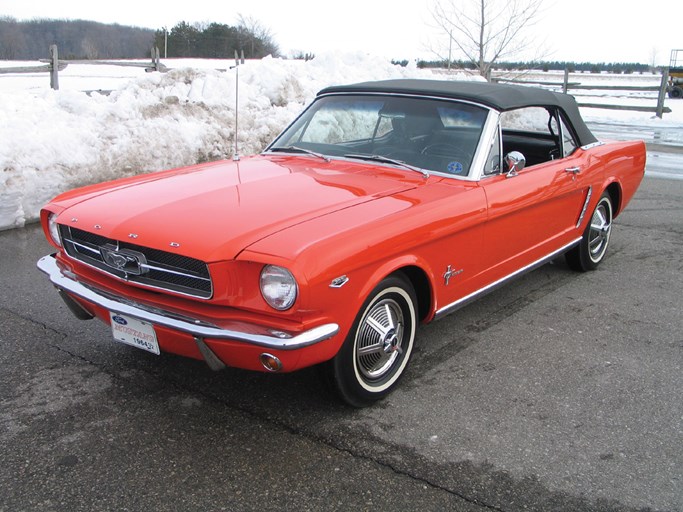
[504,151,526,177]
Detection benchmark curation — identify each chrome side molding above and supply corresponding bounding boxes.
[434,238,582,320]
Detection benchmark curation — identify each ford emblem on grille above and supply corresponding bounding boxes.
[100,245,148,276]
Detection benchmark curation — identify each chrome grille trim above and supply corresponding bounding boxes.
[59,226,213,299]
[70,239,101,255]
[141,262,211,283]
[38,254,340,350]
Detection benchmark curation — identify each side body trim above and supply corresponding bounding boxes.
[576,186,593,228]
[434,238,582,320]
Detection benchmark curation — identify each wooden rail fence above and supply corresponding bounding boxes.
[492,68,672,118]
[2,51,674,118]
[0,45,166,90]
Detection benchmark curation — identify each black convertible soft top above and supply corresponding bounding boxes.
[318,79,597,146]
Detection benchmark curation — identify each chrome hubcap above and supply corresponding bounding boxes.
[356,299,404,381]
[588,200,612,262]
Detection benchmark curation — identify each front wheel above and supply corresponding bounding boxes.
[324,276,417,407]
[566,192,613,271]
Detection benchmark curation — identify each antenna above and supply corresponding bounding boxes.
[231,50,240,161]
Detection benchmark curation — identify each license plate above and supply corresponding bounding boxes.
[109,312,160,355]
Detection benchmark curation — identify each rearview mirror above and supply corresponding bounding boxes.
[505,151,526,177]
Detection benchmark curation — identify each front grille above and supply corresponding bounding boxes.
[60,226,213,299]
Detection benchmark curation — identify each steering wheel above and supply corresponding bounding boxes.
[420,144,472,175]
[373,146,404,158]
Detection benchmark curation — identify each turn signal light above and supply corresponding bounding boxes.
[259,353,282,372]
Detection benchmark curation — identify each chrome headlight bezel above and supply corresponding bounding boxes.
[47,213,62,247]
[259,265,298,311]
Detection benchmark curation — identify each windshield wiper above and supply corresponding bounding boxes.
[267,146,331,162]
[344,154,429,178]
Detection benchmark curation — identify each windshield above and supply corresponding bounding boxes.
[268,94,489,177]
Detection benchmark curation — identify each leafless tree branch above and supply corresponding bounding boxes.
[428,0,546,78]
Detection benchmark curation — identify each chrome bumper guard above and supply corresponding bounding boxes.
[37,255,339,351]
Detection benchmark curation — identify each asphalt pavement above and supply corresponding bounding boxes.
[0,169,681,511]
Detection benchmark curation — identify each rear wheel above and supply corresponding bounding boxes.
[566,192,613,271]
[324,276,417,407]
[669,86,683,99]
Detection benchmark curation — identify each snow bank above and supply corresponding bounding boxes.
[0,53,467,231]
[2,55,682,231]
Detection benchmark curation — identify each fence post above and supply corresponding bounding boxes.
[655,68,669,118]
[49,44,59,90]
[563,68,569,94]
[150,46,160,71]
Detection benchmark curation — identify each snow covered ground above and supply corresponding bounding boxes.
[0,55,681,231]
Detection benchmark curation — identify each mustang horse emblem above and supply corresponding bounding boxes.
[100,245,148,276]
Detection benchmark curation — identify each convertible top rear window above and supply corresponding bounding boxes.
[269,95,488,176]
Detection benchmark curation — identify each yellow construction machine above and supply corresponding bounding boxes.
[669,49,683,98]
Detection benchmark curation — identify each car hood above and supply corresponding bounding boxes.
[54,155,421,262]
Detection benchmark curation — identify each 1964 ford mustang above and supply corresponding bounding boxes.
[38,79,645,406]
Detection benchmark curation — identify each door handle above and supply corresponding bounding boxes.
[564,166,581,174]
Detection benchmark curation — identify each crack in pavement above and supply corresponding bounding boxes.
[1,307,499,511]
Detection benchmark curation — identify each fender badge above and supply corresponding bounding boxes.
[329,275,349,288]
[443,265,463,286]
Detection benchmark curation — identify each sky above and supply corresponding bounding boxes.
[1,0,681,65]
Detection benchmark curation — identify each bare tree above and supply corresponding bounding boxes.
[81,38,99,59]
[236,14,279,58]
[429,0,545,78]
[0,17,27,59]
[649,46,659,71]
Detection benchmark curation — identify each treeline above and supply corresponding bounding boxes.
[414,59,654,74]
[0,17,279,61]
[0,17,155,59]
[155,18,279,59]
[534,60,652,74]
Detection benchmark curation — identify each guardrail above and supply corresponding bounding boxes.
[0,45,166,90]
[492,68,672,118]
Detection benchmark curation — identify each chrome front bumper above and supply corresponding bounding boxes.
[37,254,339,351]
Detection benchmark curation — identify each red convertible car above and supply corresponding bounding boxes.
[38,80,645,406]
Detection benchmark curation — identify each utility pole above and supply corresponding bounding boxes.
[448,30,452,70]
[231,50,240,161]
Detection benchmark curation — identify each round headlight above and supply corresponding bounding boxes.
[48,213,62,247]
[260,265,298,311]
